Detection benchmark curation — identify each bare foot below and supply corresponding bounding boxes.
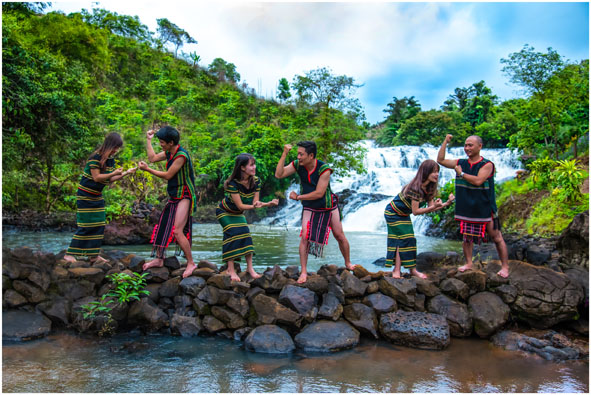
[345,262,357,271]
[182,261,196,278]
[392,270,402,279]
[227,272,241,282]
[143,259,164,271]
[297,272,307,284]
[497,266,509,278]
[411,268,427,279]
[247,271,261,280]
[458,263,472,273]
[63,254,77,263]
[90,256,109,264]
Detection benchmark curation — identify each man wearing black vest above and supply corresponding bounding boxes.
[437,134,510,278]
[275,141,357,283]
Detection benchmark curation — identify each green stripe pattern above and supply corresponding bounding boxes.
[384,192,417,269]
[216,207,255,262]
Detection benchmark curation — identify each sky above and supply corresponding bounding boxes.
[48,1,589,124]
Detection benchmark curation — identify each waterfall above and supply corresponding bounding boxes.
[259,140,522,233]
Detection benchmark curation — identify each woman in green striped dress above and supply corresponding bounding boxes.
[64,133,136,264]
[217,153,279,282]
[384,159,454,279]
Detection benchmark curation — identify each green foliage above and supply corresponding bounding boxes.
[156,18,197,57]
[527,157,557,189]
[526,193,588,236]
[105,272,150,303]
[277,78,291,102]
[552,159,586,202]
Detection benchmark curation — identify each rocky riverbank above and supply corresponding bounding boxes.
[3,244,588,362]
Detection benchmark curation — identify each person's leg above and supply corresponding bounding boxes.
[171,199,195,278]
[330,208,356,270]
[392,248,402,278]
[244,253,261,279]
[410,267,427,279]
[458,240,474,272]
[297,210,312,283]
[487,221,510,278]
[225,259,241,282]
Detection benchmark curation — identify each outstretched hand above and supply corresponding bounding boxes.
[138,161,149,171]
[112,168,124,177]
[433,198,444,210]
[269,198,279,206]
[289,191,298,200]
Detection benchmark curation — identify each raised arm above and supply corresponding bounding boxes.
[437,134,458,169]
[138,156,185,180]
[275,144,296,179]
[289,171,330,201]
[145,129,167,163]
[108,166,137,182]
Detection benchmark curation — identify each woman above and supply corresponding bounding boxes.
[64,133,136,263]
[384,159,454,279]
[217,153,279,281]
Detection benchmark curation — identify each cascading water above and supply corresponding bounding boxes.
[259,140,522,233]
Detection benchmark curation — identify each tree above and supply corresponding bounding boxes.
[208,58,241,83]
[156,18,197,57]
[277,77,291,102]
[80,8,152,43]
[501,44,564,95]
[376,96,421,146]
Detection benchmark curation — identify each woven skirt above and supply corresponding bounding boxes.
[216,207,254,262]
[66,195,106,258]
[384,205,417,269]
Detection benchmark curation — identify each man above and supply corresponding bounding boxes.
[275,141,356,283]
[437,134,510,278]
[138,126,197,278]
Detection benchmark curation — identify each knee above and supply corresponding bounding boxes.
[333,231,347,243]
[173,228,185,239]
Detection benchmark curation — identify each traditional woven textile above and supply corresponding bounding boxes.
[384,192,418,269]
[459,215,500,244]
[150,197,192,259]
[301,207,333,258]
[216,207,254,262]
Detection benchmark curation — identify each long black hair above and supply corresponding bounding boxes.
[224,153,256,190]
[93,132,123,169]
[403,159,440,201]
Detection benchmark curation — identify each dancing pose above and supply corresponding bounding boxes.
[64,133,136,263]
[437,134,510,278]
[138,126,197,278]
[216,153,279,281]
[384,159,454,279]
[275,141,356,283]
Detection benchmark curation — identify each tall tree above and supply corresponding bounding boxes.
[156,18,197,57]
[208,58,241,83]
[277,77,291,102]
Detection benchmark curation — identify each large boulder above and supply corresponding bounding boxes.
[362,292,397,314]
[491,330,583,361]
[103,216,153,245]
[3,310,52,341]
[556,210,589,268]
[251,294,302,328]
[317,293,343,321]
[343,303,378,339]
[278,285,318,315]
[468,292,511,338]
[439,278,470,301]
[378,277,416,307]
[36,297,72,326]
[379,311,450,350]
[294,320,360,352]
[244,325,295,354]
[12,280,48,304]
[179,276,206,296]
[426,294,472,337]
[454,270,486,292]
[211,306,246,329]
[127,298,168,331]
[170,314,202,337]
[3,289,28,308]
[487,261,584,328]
[340,270,368,297]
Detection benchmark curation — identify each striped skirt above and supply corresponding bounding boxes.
[216,207,254,262]
[384,205,417,269]
[66,195,106,258]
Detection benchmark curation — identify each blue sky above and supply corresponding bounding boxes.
[49,1,589,124]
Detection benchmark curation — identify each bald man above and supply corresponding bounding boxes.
[437,134,509,278]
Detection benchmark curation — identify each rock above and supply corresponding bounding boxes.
[179,276,206,296]
[27,270,51,292]
[244,325,295,354]
[170,314,202,337]
[493,284,518,304]
[278,285,318,315]
[413,277,440,297]
[284,265,300,279]
[202,315,226,334]
[127,298,168,331]
[362,292,397,314]
[103,216,152,245]
[468,292,511,338]
[317,264,338,276]
[525,245,551,266]
[246,286,265,302]
[159,277,181,298]
[252,266,289,293]
[491,330,582,361]
[163,256,181,270]
[198,285,222,305]
[51,266,69,281]
[415,252,446,272]
[317,293,343,321]
[198,260,218,271]
[226,294,249,318]
[3,311,52,341]
[426,294,472,337]
[207,274,232,290]
[192,268,216,280]
[439,278,470,301]
[366,281,379,294]
[145,283,160,302]
[556,210,588,268]
[304,275,329,295]
[3,289,28,308]
[564,266,589,312]
[378,277,416,307]
[371,257,387,267]
[144,267,169,283]
[36,297,72,326]
[343,303,378,339]
[379,311,450,350]
[251,294,302,328]
[174,295,193,315]
[211,306,246,329]
[340,270,368,297]
[327,283,345,303]
[3,256,22,279]
[12,280,48,304]
[231,281,251,294]
[57,280,95,300]
[294,320,360,352]
[454,270,486,292]
[67,267,105,284]
[414,294,426,312]
[192,298,210,316]
[233,327,252,341]
[127,256,145,273]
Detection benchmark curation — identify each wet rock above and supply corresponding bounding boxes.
[226,293,250,318]
[378,277,416,307]
[317,264,338,276]
[162,256,180,270]
[491,330,581,361]
[439,278,470,301]
[174,295,193,315]
[144,267,169,283]
[415,251,446,272]
[170,314,202,337]
[198,285,223,305]
[352,265,371,279]
[294,320,360,352]
[304,275,329,295]
[493,284,518,304]
[246,286,265,302]
[327,283,345,303]
[340,270,368,297]
[525,245,551,266]
[371,257,387,267]
[67,267,105,284]
[12,280,47,304]
[159,277,181,298]
[244,325,295,354]
[285,265,300,279]
[192,298,210,316]
[469,292,511,338]
[211,306,246,329]
[233,327,252,341]
[426,294,472,337]
[3,310,52,341]
[251,294,302,328]
[379,311,450,350]
[362,292,397,314]
[103,216,152,245]
[27,270,51,292]
[279,285,318,315]
[366,281,379,294]
[198,260,218,271]
[232,281,251,294]
[202,315,226,334]
[414,294,426,312]
[36,297,71,326]
[317,293,343,321]
[556,210,588,268]
[207,274,232,290]
[454,270,486,292]
[179,276,206,296]
[57,280,95,300]
[3,289,28,308]
[192,268,216,280]
[127,298,168,331]
[145,283,160,302]
[343,303,378,339]
[413,277,440,298]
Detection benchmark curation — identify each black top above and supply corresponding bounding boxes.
[219,177,261,214]
[77,153,115,197]
[454,157,497,222]
[291,159,337,210]
[165,145,197,212]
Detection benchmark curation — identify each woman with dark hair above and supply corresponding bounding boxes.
[64,133,136,264]
[384,159,454,279]
[216,153,279,281]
